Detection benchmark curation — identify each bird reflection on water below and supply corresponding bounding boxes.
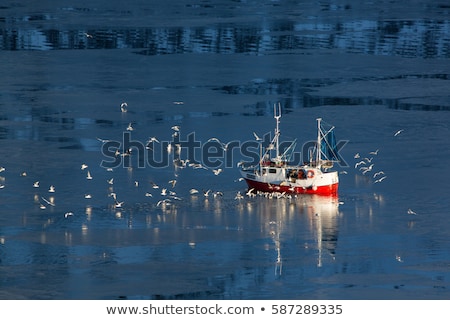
[90,193,342,299]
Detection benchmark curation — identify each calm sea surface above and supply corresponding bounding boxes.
[0,1,450,299]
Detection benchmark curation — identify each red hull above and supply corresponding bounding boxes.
[244,179,338,196]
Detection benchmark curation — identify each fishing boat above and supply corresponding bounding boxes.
[239,104,340,196]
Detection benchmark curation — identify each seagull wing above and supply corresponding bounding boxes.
[41,197,55,206]
[253,132,261,140]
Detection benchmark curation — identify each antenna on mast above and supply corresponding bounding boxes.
[316,117,322,168]
[274,103,282,159]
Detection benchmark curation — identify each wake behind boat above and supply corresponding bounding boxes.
[239,104,340,196]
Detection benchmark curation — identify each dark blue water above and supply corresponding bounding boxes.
[0,1,450,299]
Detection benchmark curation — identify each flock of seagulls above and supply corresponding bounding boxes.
[353,148,387,184]
[0,101,270,220]
[350,128,419,218]
[233,188,315,200]
[351,127,405,184]
[0,103,416,223]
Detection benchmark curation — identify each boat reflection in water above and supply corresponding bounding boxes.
[235,193,341,277]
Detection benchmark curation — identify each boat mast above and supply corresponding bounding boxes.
[274,103,281,160]
[259,138,263,176]
[316,118,322,169]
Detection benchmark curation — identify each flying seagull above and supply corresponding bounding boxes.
[373,171,385,178]
[41,196,55,207]
[374,176,387,183]
[64,212,74,218]
[253,132,262,141]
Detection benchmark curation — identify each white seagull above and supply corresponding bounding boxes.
[246,188,255,197]
[115,201,124,208]
[33,181,40,188]
[64,212,74,218]
[151,182,159,189]
[361,164,374,175]
[234,191,244,200]
[96,137,112,143]
[48,185,55,193]
[120,102,128,113]
[355,160,366,168]
[110,193,124,208]
[189,188,199,195]
[168,179,177,188]
[213,191,223,198]
[374,176,387,183]
[189,162,208,170]
[373,171,385,178]
[407,208,417,215]
[253,132,262,141]
[41,196,55,207]
[157,199,172,207]
[146,136,160,145]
